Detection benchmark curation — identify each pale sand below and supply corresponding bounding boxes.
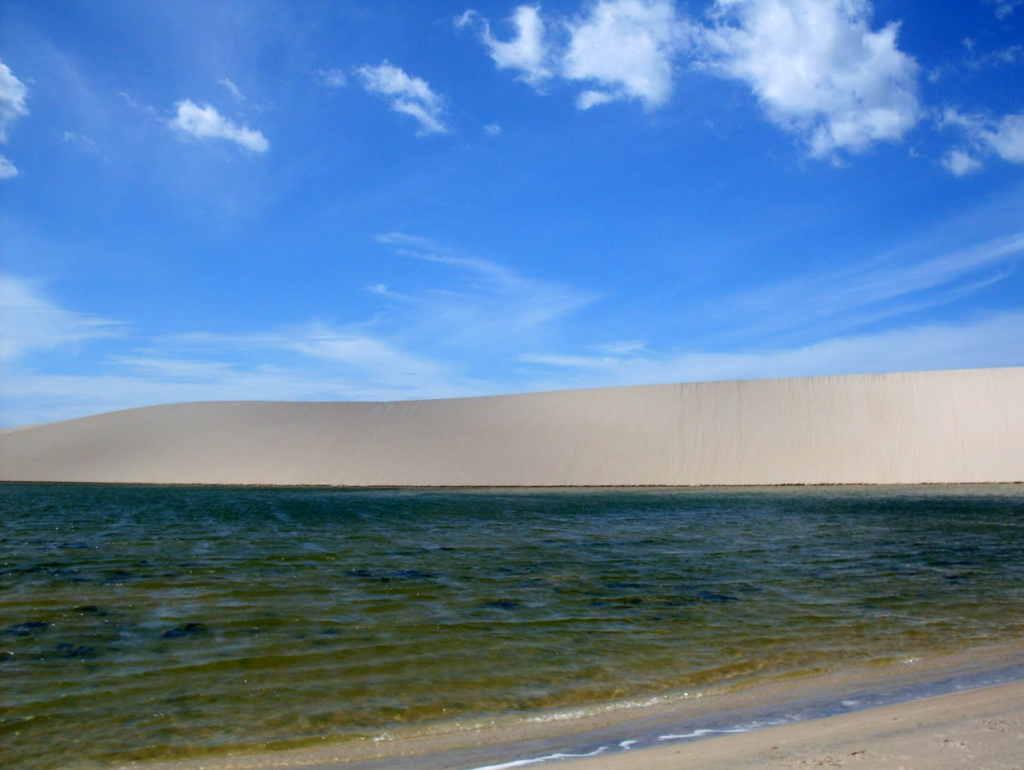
[558,679,1024,770]
[2,367,1023,486]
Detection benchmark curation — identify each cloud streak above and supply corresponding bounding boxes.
[520,310,1024,391]
[0,275,125,362]
[373,232,598,344]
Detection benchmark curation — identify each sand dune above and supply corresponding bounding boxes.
[2,367,1022,486]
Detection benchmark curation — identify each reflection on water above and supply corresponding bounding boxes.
[2,483,1023,769]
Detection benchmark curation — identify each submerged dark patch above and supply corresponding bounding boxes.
[161,622,208,639]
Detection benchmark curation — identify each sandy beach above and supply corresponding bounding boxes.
[557,678,1024,770]
[3,367,1023,486]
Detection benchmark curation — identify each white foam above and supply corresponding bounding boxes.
[466,746,608,770]
[658,728,744,741]
[658,718,789,742]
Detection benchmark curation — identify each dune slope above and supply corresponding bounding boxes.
[2,368,1022,486]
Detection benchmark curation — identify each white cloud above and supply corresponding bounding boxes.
[576,90,618,109]
[942,148,982,176]
[218,77,245,101]
[458,5,553,86]
[563,0,690,109]
[355,61,449,135]
[980,113,1024,163]
[0,59,27,179]
[0,59,28,143]
[0,275,124,362]
[942,108,1024,170]
[460,1,689,110]
[169,100,269,152]
[484,123,503,135]
[701,0,920,157]
[315,68,348,88]
[0,154,17,179]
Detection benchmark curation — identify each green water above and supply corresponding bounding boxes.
[2,483,1024,769]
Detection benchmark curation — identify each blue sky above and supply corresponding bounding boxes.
[1,0,1022,425]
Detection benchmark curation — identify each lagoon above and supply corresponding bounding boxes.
[2,483,1024,769]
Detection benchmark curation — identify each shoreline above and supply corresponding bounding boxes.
[4,480,1023,491]
[115,647,1024,770]
[556,677,1024,770]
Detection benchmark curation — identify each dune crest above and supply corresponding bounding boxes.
[2,368,1022,486]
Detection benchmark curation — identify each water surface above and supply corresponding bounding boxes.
[2,484,1023,769]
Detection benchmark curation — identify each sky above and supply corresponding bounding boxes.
[1,0,1023,426]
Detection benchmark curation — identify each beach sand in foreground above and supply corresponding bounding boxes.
[558,678,1024,770]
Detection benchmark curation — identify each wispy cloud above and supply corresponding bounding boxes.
[708,231,1024,345]
[218,77,245,102]
[315,68,348,88]
[5,217,1022,426]
[155,323,457,391]
[520,311,1024,390]
[2,234,594,423]
[513,224,1024,392]
[169,100,269,152]
[2,317,486,426]
[373,232,598,344]
[355,61,449,135]
[985,0,1023,19]
[60,130,102,158]
[0,275,125,362]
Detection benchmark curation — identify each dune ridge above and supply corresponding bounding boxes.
[2,367,1022,487]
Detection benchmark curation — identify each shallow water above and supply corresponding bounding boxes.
[2,483,1024,769]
